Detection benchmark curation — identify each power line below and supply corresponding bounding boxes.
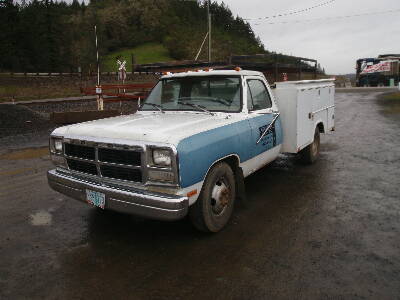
[244,0,336,21]
[251,8,400,25]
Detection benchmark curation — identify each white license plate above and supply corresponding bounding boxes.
[86,189,105,209]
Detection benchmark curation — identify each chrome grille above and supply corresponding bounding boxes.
[64,142,143,183]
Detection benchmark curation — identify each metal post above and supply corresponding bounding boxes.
[95,25,100,87]
[208,0,211,62]
[94,25,103,111]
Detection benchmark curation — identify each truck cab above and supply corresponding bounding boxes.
[48,70,335,232]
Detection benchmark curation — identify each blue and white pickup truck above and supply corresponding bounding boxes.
[48,70,335,232]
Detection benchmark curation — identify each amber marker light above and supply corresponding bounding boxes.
[187,190,198,197]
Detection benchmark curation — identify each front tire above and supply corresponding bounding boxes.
[189,162,236,233]
[300,127,320,164]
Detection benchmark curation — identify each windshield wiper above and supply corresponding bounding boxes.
[181,96,231,106]
[178,101,214,116]
[142,103,164,113]
[202,97,231,106]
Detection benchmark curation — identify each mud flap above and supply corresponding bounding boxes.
[234,166,247,208]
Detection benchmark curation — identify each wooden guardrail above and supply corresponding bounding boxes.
[80,83,154,102]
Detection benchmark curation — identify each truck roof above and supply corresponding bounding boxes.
[160,69,263,79]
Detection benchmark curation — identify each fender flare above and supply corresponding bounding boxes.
[195,154,247,205]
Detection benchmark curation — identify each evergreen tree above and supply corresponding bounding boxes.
[0,0,280,72]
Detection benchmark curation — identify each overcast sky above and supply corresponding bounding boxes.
[215,0,400,74]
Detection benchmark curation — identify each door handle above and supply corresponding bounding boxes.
[256,113,280,145]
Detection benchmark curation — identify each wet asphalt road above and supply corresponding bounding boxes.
[0,92,399,300]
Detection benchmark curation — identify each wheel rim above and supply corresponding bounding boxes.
[210,177,231,216]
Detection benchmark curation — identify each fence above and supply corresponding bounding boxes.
[1,54,321,82]
[0,71,160,77]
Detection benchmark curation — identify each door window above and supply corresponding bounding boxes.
[247,80,272,111]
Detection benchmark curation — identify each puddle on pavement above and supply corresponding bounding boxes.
[0,167,36,177]
[0,147,48,160]
[30,210,52,226]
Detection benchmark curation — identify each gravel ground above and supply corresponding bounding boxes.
[0,99,139,140]
[0,130,52,155]
[23,99,138,115]
[0,104,54,138]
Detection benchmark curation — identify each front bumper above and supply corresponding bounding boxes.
[47,169,189,221]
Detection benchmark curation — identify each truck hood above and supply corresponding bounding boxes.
[52,112,241,146]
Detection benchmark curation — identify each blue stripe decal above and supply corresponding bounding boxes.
[177,115,283,188]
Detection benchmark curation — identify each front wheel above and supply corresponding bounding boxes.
[189,162,236,233]
[300,127,320,164]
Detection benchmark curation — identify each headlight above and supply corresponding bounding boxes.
[49,137,66,167]
[50,137,63,154]
[54,140,63,152]
[152,149,172,167]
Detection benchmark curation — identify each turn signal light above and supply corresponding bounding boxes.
[187,190,198,197]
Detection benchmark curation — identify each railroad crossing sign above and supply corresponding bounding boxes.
[117,59,127,81]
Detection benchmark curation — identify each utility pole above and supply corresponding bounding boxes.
[207,0,212,62]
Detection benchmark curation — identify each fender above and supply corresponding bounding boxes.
[176,119,253,189]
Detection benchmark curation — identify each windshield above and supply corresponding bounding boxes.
[140,76,242,113]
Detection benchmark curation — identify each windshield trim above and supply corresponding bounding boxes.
[139,75,243,113]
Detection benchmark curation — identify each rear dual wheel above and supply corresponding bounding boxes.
[189,162,236,233]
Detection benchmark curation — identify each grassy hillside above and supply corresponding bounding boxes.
[102,43,172,72]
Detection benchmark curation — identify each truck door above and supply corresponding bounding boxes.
[246,78,282,162]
